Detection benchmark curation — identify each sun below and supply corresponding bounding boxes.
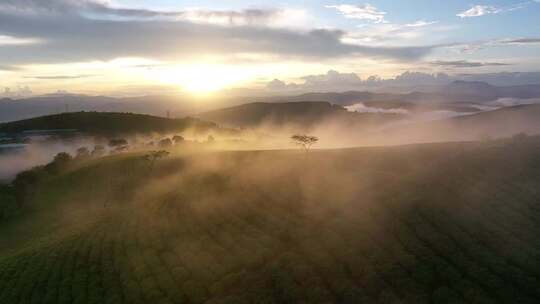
[148,64,252,95]
[181,73,230,95]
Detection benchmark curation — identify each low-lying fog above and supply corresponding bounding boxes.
[0,139,91,182]
[2,97,540,182]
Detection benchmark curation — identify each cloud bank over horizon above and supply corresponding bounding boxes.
[266,70,540,93]
[0,0,538,95]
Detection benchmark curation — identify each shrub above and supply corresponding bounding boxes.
[45,152,73,175]
[75,147,90,159]
[0,185,18,220]
[172,135,185,145]
[158,138,172,148]
[108,138,128,148]
[12,166,48,207]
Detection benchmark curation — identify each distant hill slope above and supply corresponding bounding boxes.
[0,112,223,136]
[198,101,404,129]
[379,104,540,143]
[433,103,540,137]
[0,94,233,123]
[2,140,540,303]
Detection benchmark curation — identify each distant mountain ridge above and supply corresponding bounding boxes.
[256,81,540,105]
[2,81,540,123]
[0,94,232,123]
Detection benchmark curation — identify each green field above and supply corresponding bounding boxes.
[1,139,540,303]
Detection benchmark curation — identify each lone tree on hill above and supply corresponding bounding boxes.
[291,134,319,152]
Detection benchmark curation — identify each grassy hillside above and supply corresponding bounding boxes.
[1,140,540,303]
[378,104,540,144]
[0,112,224,136]
[198,101,403,129]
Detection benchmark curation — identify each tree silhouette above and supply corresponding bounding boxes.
[291,134,319,152]
[108,138,128,148]
[45,152,73,174]
[172,135,185,145]
[158,138,173,148]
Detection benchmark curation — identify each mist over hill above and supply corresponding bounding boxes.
[2,0,540,302]
[2,139,540,303]
[197,101,403,130]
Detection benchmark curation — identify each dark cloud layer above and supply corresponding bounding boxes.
[24,74,99,80]
[501,38,540,44]
[0,0,279,24]
[0,0,436,64]
[430,60,510,68]
[0,65,21,71]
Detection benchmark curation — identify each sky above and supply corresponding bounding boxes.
[0,0,539,96]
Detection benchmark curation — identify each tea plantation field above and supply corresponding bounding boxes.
[1,140,540,303]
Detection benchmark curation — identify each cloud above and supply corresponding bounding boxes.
[326,4,387,23]
[24,74,99,80]
[266,70,540,93]
[452,37,540,53]
[498,38,540,45]
[0,2,436,64]
[457,2,534,18]
[266,79,299,90]
[1,86,32,98]
[405,20,439,27]
[0,65,22,71]
[0,0,293,26]
[345,103,408,114]
[302,70,363,87]
[458,72,540,86]
[344,19,439,44]
[457,5,501,18]
[326,4,441,45]
[266,70,452,92]
[0,34,42,45]
[266,70,363,91]
[430,60,510,68]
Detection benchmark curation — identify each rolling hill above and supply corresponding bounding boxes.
[378,103,540,144]
[0,112,228,137]
[1,139,540,303]
[197,101,404,129]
